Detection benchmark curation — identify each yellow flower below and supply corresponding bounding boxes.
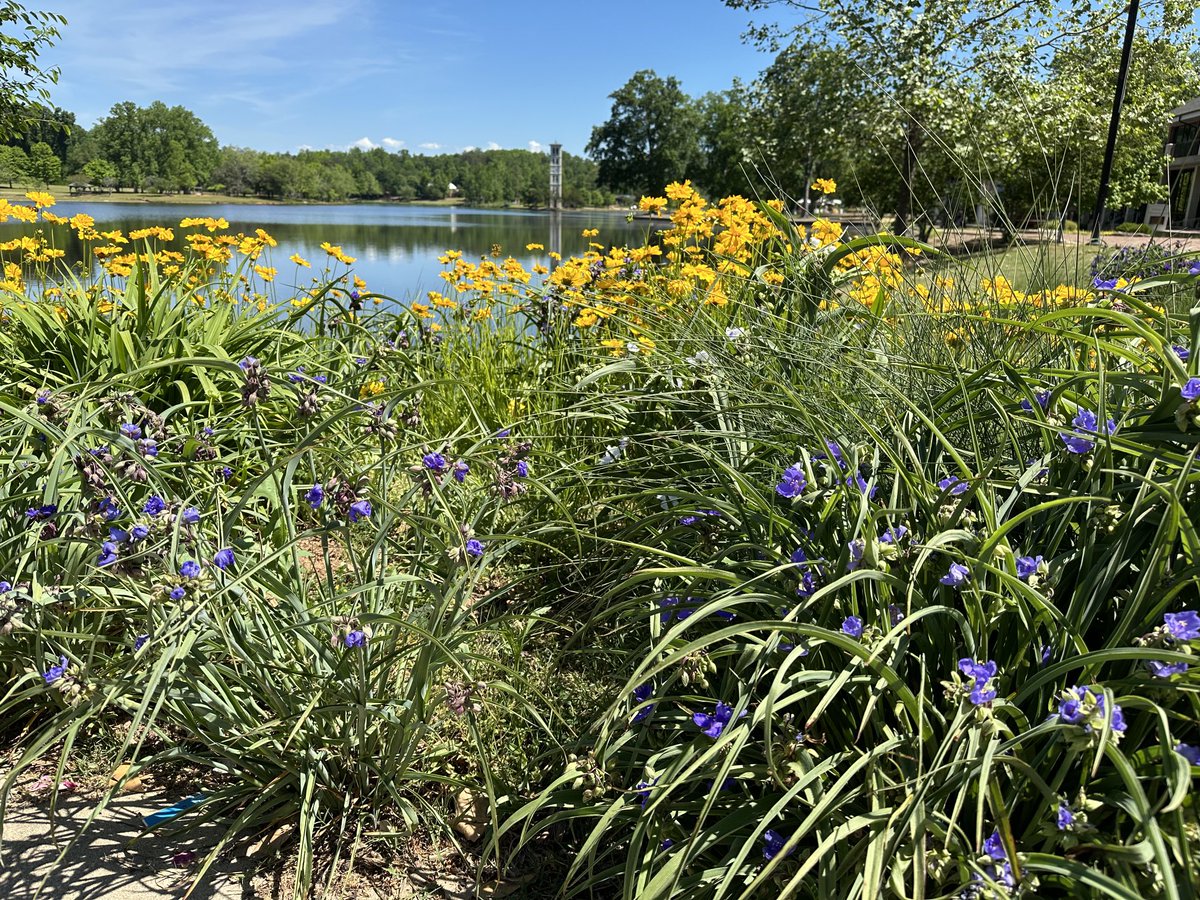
[638,196,668,214]
[581,228,599,238]
[600,338,626,357]
[810,178,837,194]
[129,226,175,241]
[69,213,95,231]
[254,265,277,282]
[525,242,544,251]
[9,205,37,223]
[320,242,356,265]
[411,301,433,319]
[353,275,367,289]
[25,191,55,209]
[290,253,311,268]
[359,380,386,398]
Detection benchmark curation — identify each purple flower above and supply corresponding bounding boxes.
[134,634,150,651]
[660,838,673,851]
[179,560,201,579]
[693,701,741,738]
[1056,803,1074,830]
[1093,277,1118,290]
[169,586,186,601]
[1016,555,1043,582]
[888,604,905,626]
[1060,408,1117,454]
[465,538,484,558]
[846,471,877,499]
[632,683,654,723]
[180,507,201,525]
[959,658,998,704]
[453,460,470,483]
[202,426,215,438]
[97,541,119,567]
[879,525,907,544]
[940,562,970,588]
[0,581,10,593]
[762,828,789,861]
[1020,389,1051,412]
[775,464,806,498]
[815,440,846,470]
[348,500,372,523]
[344,629,367,649]
[423,452,448,473]
[305,484,324,508]
[221,466,233,480]
[1148,660,1188,677]
[213,548,235,570]
[138,439,158,458]
[1057,685,1127,733]
[143,495,166,517]
[1040,644,1053,665]
[983,830,1006,861]
[109,526,129,543]
[846,539,864,572]
[26,503,57,521]
[130,524,149,542]
[1164,610,1200,641]
[43,655,68,684]
[1172,345,1190,362]
[516,460,529,477]
[496,427,512,438]
[98,497,121,521]
[937,475,969,496]
[1182,378,1200,402]
[1176,743,1200,765]
[120,423,142,440]
[790,547,808,564]
[634,777,657,808]
[841,615,863,638]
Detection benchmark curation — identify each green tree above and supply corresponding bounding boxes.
[695,84,758,198]
[0,143,26,186]
[81,156,117,188]
[26,139,57,184]
[586,70,702,194]
[0,3,64,141]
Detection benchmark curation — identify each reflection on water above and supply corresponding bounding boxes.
[2,202,652,302]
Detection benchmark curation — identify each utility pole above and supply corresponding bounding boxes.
[1090,0,1140,243]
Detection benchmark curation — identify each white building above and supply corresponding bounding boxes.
[1146,96,1200,230]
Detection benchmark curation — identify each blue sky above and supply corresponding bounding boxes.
[39,0,780,156]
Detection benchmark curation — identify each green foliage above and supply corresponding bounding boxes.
[586,70,703,195]
[0,2,64,142]
[25,138,57,184]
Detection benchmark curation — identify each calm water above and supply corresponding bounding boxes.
[2,202,653,302]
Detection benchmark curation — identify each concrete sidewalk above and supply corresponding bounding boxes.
[1,793,247,899]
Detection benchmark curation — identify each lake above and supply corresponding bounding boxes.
[1,202,654,303]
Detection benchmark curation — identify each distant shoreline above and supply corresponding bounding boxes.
[0,186,627,214]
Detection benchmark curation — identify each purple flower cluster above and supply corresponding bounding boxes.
[1060,408,1117,454]
[775,464,806,499]
[958,658,998,705]
[693,701,742,738]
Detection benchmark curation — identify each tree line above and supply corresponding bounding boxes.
[0,101,613,208]
[587,0,1200,234]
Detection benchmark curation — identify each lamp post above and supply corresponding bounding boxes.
[1090,0,1141,244]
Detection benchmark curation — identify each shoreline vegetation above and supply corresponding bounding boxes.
[0,185,630,212]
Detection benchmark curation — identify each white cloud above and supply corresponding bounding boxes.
[528,140,545,153]
[381,137,405,150]
[461,145,477,152]
[296,143,314,152]
[419,142,442,151]
[485,141,502,151]
[352,136,378,150]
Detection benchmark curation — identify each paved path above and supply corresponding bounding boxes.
[1,793,247,899]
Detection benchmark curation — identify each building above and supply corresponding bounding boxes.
[1146,96,1200,229]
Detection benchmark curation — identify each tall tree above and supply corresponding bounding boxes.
[0,3,64,141]
[26,138,57,184]
[586,70,702,194]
